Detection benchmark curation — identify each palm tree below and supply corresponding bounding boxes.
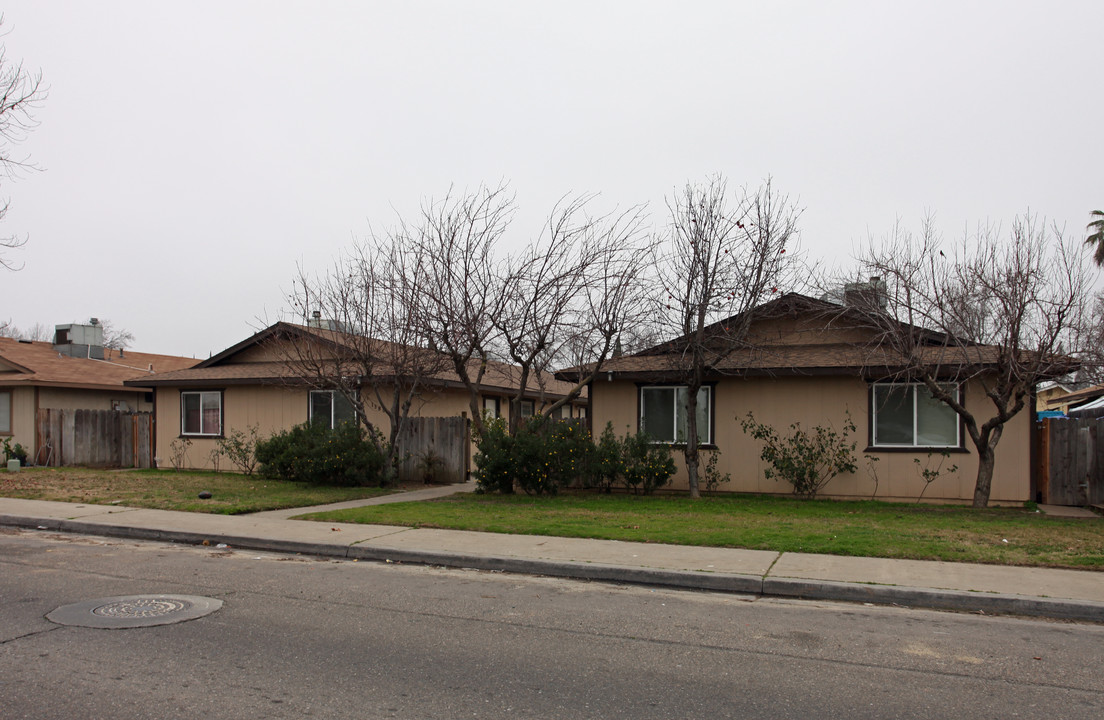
[1087,210,1104,266]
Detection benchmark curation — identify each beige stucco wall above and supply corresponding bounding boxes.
[745,314,874,346]
[230,343,286,363]
[1,385,156,463]
[590,375,1033,504]
[1,386,35,454]
[155,383,491,471]
[38,387,154,413]
[153,384,308,470]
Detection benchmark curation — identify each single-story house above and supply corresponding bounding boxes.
[558,293,1050,504]
[124,321,586,471]
[1,322,198,463]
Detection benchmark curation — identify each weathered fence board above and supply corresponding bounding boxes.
[394,416,470,484]
[1040,416,1104,506]
[36,409,154,469]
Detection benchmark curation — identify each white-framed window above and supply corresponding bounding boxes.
[519,399,535,417]
[181,391,222,436]
[482,396,500,418]
[309,390,356,429]
[872,383,959,448]
[639,385,711,444]
[0,390,11,434]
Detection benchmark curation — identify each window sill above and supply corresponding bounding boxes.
[179,434,224,440]
[863,445,969,454]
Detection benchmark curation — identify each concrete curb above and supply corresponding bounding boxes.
[5,514,1103,624]
[345,543,767,595]
[763,577,1104,623]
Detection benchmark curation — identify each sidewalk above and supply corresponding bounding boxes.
[2,495,1102,623]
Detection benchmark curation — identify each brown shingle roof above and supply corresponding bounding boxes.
[559,343,1012,380]
[0,337,198,390]
[125,322,585,400]
[555,293,1074,382]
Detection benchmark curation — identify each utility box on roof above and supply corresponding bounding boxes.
[54,321,106,359]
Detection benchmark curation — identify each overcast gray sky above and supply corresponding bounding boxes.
[1,1,1101,357]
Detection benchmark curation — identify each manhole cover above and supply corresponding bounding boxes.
[47,595,222,629]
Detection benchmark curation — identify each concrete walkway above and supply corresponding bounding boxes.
[2,495,1102,623]
[248,481,478,519]
[1039,503,1100,518]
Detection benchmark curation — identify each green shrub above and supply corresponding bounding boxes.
[588,423,623,493]
[2,438,28,466]
[474,419,674,496]
[474,417,594,496]
[473,417,515,494]
[620,430,676,495]
[740,411,858,498]
[255,422,387,486]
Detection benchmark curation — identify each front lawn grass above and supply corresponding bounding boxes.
[304,492,1104,569]
[0,467,394,514]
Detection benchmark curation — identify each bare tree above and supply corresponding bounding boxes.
[1,318,134,347]
[494,197,651,433]
[0,320,50,341]
[99,319,136,350]
[654,176,803,498]
[283,236,451,480]
[0,18,46,271]
[404,184,516,437]
[853,214,1088,507]
[550,205,656,407]
[403,185,654,438]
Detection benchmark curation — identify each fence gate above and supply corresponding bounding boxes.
[1038,416,1104,506]
[393,416,471,484]
[36,409,154,468]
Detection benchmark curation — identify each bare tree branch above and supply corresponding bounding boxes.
[495,196,651,431]
[279,232,453,480]
[654,176,803,497]
[99,319,136,350]
[0,17,46,271]
[404,183,516,436]
[851,213,1089,507]
[0,319,50,341]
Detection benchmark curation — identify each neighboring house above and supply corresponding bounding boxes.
[1039,382,1104,416]
[124,321,586,471]
[0,322,198,462]
[1037,381,1077,414]
[559,293,1050,504]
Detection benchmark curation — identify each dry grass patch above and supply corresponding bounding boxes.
[0,467,395,514]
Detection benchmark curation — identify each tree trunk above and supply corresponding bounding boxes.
[684,386,701,499]
[972,447,995,508]
[685,443,701,499]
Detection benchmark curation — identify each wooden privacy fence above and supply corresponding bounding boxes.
[36,409,154,469]
[393,416,470,484]
[1036,416,1104,506]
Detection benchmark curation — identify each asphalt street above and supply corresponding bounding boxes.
[2,528,1103,719]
